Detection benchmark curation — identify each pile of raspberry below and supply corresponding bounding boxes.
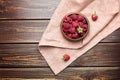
[61,13,88,39]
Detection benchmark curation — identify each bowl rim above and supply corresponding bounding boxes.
[60,12,90,41]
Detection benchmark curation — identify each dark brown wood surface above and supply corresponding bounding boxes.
[0,0,120,80]
[0,43,120,68]
[0,21,120,43]
[0,0,60,19]
[0,67,120,80]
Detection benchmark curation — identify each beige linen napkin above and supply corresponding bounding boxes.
[39,0,120,75]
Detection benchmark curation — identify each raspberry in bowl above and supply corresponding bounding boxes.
[61,13,89,41]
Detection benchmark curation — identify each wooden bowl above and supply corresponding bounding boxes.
[60,13,90,41]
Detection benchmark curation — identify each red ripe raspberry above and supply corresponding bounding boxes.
[67,34,72,38]
[69,14,78,21]
[62,23,72,29]
[78,16,84,22]
[63,54,70,61]
[69,27,76,33]
[79,22,84,27]
[64,17,72,23]
[72,32,79,39]
[72,21,79,28]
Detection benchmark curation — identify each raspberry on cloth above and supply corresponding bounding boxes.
[39,0,120,75]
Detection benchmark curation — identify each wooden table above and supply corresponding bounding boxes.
[0,0,120,80]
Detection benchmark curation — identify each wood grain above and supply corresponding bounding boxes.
[0,43,120,67]
[0,67,120,80]
[0,20,48,43]
[0,0,120,79]
[0,0,60,19]
[0,21,120,43]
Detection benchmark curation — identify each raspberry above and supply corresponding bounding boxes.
[79,22,84,27]
[78,16,84,22]
[83,24,88,29]
[62,23,72,29]
[63,28,69,33]
[64,17,72,23]
[72,21,79,28]
[69,27,76,33]
[72,32,79,39]
[69,14,78,21]
[83,19,87,24]
[67,34,72,38]
[63,54,70,61]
